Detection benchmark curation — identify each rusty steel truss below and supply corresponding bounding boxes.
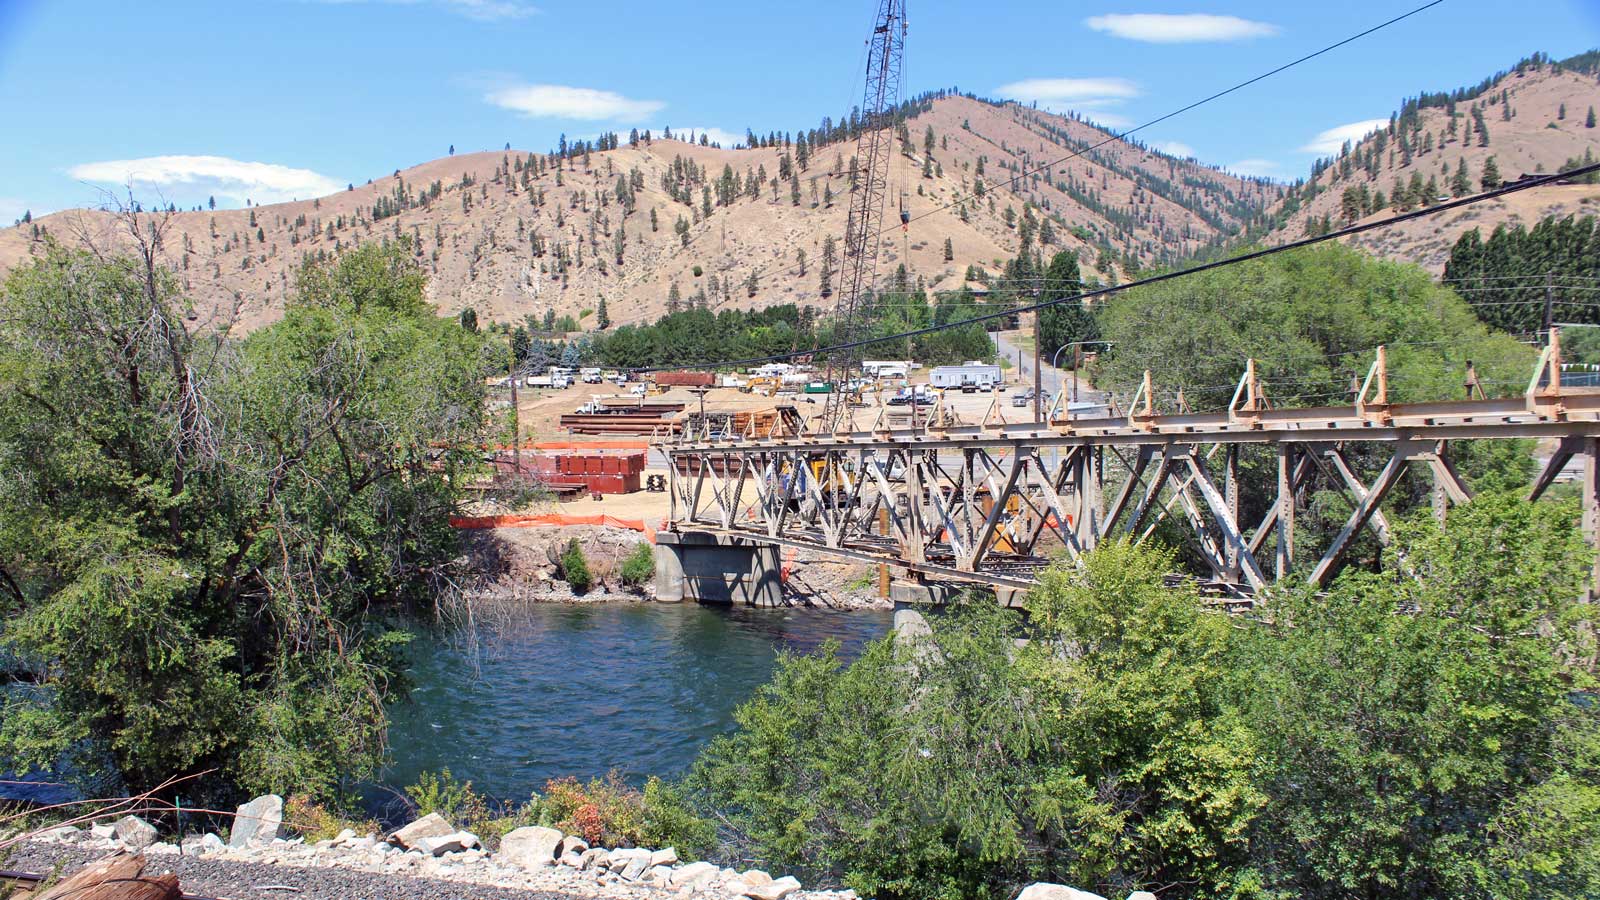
[664,334,1600,595]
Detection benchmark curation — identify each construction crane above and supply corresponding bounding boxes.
[821,0,907,430]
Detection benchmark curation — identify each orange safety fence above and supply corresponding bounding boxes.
[449,513,660,542]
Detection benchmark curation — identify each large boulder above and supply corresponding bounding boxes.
[744,875,802,900]
[498,825,564,869]
[388,812,456,850]
[671,861,721,889]
[610,848,652,880]
[1127,893,1158,900]
[1016,885,1108,900]
[650,846,678,866]
[416,831,479,856]
[228,794,285,848]
[113,815,158,851]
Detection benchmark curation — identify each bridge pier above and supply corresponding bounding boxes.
[654,531,783,606]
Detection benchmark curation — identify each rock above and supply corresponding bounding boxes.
[416,831,479,856]
[650,846,679,866]
[741,869,773,886]
[563,835,590,854]
[617,849,652,881]
[389,812,456,850]
[579,847,611,871]
[1127,893,1158,900]
[332,827,357,846]
[725,881,751,896]
[146,841,178,855]
[498,825,564,869]
[671,861,720,889]
[228,794,285,848]
[114,815,158,851]
[37,825,80,842]
[645,864,673,884]
[90,823,116,839]
[744,875,802,900]
[560,850,584,867]
[1016,885,1109,900]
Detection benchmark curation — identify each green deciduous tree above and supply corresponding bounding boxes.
[0,227,489,803]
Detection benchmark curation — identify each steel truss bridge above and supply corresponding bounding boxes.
[662,335,1600,597]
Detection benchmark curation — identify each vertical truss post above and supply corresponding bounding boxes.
[1585,436,1600,597]
[1224,444,1241,582]
[1275,443,1295,579]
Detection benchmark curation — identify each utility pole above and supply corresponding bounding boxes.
[1072,343,1082,404]
[1033,312,1042,420]
[509,359,521,477]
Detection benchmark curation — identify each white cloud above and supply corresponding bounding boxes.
[667,127,745,148]
[68,155,345,206]
[1152,140,1195,158]
[1228,158,1284,178]
[485,84,665,121]
[301,0,537,22]
[996,77,1140,105]
[1085,13,1279,43]
[1299,118,1388,155]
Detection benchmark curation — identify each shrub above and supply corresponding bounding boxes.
[641,776,715,858]
[541,772,646,847]
[620,542,655,587]
[284,793,379,842]
[561,539,593,593]
[404,768,489,829]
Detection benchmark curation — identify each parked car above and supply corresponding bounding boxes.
[1012,388,1036,407]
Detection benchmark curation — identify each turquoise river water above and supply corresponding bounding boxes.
[380,602,891,803]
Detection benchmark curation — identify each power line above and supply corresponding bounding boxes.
[632,161,1600,373]
[648,1,1446,321]
[897,0,1446,235]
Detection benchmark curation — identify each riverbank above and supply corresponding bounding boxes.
[9,811,854,900]
[461,525,890,611]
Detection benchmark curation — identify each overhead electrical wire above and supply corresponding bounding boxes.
[666,0,1449,325]
[631,160,1600,373]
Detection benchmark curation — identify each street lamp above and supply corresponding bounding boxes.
[1051,340,1114,404]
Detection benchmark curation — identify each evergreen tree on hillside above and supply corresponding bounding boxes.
[1452,159,1472,197]
[819,236,837,298]
[1589,106,1597,128]
[943,237,954,262]
[1481,156,1502,189]
[596,298,610,330]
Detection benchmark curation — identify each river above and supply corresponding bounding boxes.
[380,602,892,804]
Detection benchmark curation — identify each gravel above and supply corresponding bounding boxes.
[4,842,640,900]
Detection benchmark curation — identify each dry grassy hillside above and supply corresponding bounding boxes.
[1273,61,1600,270]
[0,94,1279,333]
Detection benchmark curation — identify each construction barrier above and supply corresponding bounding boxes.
[449,513,661,541]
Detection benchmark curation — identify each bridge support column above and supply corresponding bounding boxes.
[654,531,783,606]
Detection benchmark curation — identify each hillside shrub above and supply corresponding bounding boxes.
[620,542,655,587]
[561,539,593,593]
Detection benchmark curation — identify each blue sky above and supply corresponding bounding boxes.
[2,0,1597,223]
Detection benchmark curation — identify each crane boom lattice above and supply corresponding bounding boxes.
[823,0,906,428]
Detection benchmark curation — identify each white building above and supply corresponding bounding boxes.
[929,361,1002,389]
[862,360,914,378]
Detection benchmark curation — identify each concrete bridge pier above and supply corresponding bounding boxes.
[654,531,783,606]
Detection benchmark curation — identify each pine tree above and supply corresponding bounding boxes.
[208,195,216,210]
[596,298,610,329]
[943,237,954,262]
[1451,158,1472,197]
[819,236,837,298]
[650,207,658,232]
[667,281,682,314]
[1481,155,1502,189]
[796,248,807,276]
[1559,102,1567,121]
[745,269,758,297]
[1589,106,1598,128]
